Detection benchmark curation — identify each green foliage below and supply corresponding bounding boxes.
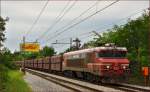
[23,52,41,59]
[0,65,8,92]
[12,46,56,60]
[40,46,56,57]
[0,16,6,48]
[12,51,24,61]
[0,48,17,69]
[0,16,31,92]
[85,12,149,79]
[5,70,32,92]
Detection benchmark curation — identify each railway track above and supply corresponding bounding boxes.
[118,84,150,92]
[104,84,150,92]
[25,68,150,92]
[26,69,104,92]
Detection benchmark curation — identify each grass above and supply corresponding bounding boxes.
[4,70,32,92]
[127,76,150,86]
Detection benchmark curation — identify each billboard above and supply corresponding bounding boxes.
[20,42,40,52]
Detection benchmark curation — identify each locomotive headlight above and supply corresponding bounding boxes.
[106,65,110,69]
[103,64,112,70]
[123,66,126,69]
[121,64,129,69]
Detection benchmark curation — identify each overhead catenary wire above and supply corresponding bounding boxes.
[54,34,94,50]
[25,0,49,37]
[43,0,120,44]
[95,8,148,31]
[50,1,101,39]
[38,0,101,41]
[44,7,147,47]
[37,0,77,41]
[37,0,71,40]
[57,31,92,42]
[50,6,148,53]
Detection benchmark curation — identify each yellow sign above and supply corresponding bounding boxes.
[20,43,40,52]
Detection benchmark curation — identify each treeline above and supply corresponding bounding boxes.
[0,16,56,91]
[0,16,9,91]
[83,12,149,83]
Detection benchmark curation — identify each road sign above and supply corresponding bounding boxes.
[20,42,40,52]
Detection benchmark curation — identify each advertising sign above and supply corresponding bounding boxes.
[20,42,40,52]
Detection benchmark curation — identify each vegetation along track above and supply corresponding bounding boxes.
[26,68,150,92]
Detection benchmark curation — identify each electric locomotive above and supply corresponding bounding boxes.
[63,43,130,83]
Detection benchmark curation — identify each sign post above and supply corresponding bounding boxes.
[142,67,149,86]
[22,36,26,74]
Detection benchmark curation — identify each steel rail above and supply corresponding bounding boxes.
[25,68,150,92]
[26,68,103,92]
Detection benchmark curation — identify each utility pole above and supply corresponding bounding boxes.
[0,0,2,17]
[70,38,72,49]
[23,36,25,55]
[22,36,26,74]
[73,38,81,50]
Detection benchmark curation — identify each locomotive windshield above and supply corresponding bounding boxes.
[97,50,126,58]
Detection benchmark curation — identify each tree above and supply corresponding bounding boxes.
[0,17,6,50]
[84,12,149,79]
[41,46,56,57]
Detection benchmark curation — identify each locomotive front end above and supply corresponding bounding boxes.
[95,45,130,83]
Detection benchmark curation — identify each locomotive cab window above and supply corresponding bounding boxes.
[96,51,126,58]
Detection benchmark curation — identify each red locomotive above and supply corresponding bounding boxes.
[16,43,130,83]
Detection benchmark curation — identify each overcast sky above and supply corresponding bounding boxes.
[1,0,149,53]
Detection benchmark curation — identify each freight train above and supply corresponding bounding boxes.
[16,43,130,83]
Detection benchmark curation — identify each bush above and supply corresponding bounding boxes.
[0,64,9,92]
[0,54,17,69]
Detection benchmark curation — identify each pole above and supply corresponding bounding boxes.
[23,36,25,45]
[70,38,72,49]
[0,0,2,17]
[22,36,26,74]
[73,38,81,50]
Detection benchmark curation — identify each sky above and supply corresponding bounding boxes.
[1,0,149,53]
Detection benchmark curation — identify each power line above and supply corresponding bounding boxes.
[95,8,148,31]
[54,31,92,42]
[40,31,92,46]
[37,0,77,41]
[79,33,94,40]
[42,0,100,39]
[47,6,147,48]
[80,8,148,41]
[25,0,49,37]
[39,0,100,42]
[55,34,94,50]
[44,0,119,44]
[48,5,148,52]
[58,8,148,44]
[37,0,71,40]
